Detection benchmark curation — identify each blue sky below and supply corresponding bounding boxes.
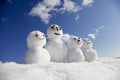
[0,0,120,63]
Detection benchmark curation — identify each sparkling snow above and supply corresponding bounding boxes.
[0,57,120,80]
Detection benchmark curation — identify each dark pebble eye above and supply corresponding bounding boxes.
[50,25,55,30]
[43,34,45,37]
[59,27,62,30]
[35,33,38,37]
[78,39,80,42]
[51,26,54,30]
[74,38,76,40]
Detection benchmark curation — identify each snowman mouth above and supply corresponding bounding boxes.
[54,33,60,35]
[38,38,44,40]
[78,42,82,44]
[87,42,91,44]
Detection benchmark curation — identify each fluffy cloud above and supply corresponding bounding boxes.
[88,26,105,39]
[82,0,94,7]
[88,33,96,39]
[60,0,81,13]
[94,29,99,33]
[29,0,61,24]
[29,0,94,24]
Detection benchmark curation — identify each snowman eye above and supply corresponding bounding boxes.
[59,27,62,30]
[43,34,45,37]
[50,25,55,30]
[35,33,38,37]
[51,26,54,30]
[74,38,76,40]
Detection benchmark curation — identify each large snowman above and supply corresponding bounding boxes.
[24,30,50,64]
[45,24,68,62]
[81,38,97,62]
[67,36,85,62]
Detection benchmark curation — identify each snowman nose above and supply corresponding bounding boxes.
[78,39,80,42]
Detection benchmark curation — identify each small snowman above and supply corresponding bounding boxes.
[24,30,50,64]
[67,36,85,62]
[81,38,97,62]
[45,24,68,62]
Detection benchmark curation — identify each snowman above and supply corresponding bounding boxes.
[81,38,97,62]
[24,30,50,64]
[45,24,68,62]
[67,36,85,62]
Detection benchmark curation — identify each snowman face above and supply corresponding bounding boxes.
[27,30,46,48]
[68,36,83,48]
[82,38,92,49]
[47,24,63,39]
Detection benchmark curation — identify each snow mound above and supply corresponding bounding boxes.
[0,58,120,80]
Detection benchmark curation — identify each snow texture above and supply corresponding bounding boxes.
[45,24,68,62]
[0,57,120,80]
[24,30,50,64]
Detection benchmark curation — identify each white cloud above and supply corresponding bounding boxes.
[43,0,61,8]
[88,33,96,39]
[75,14,80,22]
[29,0,95,24]
[29,0,61,24]
[95,26,105,34]
[60,0,81,13]
[94,29,99,33]
[88,26,105,39]
[82,0,94,7]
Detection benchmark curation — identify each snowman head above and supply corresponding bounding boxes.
[82,38,93,49]
[68,36,83,48]
[27,30,46,49]
[47,24,63,40]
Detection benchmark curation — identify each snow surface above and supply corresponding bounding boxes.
[0,57,120,80]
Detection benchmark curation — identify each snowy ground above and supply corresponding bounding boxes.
[0,57,120,80]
